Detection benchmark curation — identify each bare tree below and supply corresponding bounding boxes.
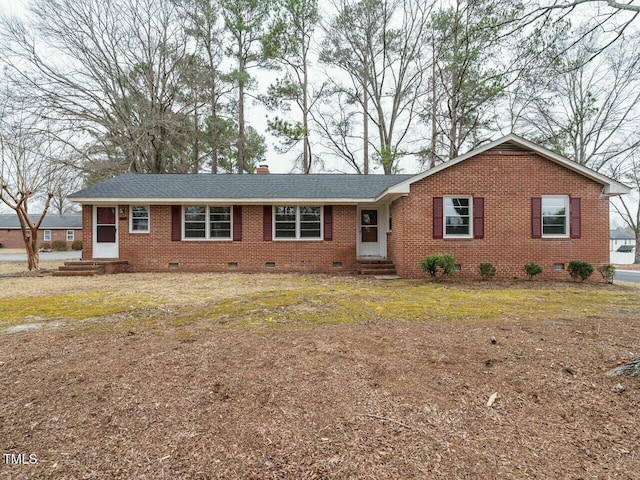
[0,0,196,177]
[507,1,639,67]
[312,88,366,173]
[219,0,275,174]
[264,0,320,173]
[0,95,63,270]
[612,156,640,264]
[179,0,234,174]
[512,31,640,172]
[427,0,523,161]
[321,0,431,174]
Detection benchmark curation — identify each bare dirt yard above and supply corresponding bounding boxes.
[1,263,640,479]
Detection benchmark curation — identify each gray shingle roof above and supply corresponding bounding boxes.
[0,214,82,229]
[69,173,416,201]
[610,230,636,240]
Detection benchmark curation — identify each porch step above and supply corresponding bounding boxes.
[52,269,101,277]
[53,260,129,276]
[357,259,397,276]
[360,268,398,276]
[58,264,106,274]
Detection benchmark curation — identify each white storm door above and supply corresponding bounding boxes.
[358,208,381,257]
[93,206,119,258]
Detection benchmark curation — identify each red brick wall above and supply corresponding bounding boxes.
[82,205,93,259]
[389,151,610,279]
[0,228,82,249]
[84,204,357,273]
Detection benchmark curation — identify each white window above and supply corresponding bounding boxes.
[130,206,150,233]
[444,196,472,238]
[274,206,322,240]
[43,230,51,242]
[66,230,74,241]
[183,206,232,240]
[542,196,569,237]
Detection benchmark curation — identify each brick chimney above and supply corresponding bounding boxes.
[256,164,270,174]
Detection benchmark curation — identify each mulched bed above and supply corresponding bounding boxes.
[1,311,639,479]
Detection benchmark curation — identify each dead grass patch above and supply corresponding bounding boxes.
[1,274,639,478]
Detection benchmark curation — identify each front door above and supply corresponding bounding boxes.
[93,206,118,258]
[358,208,381,257]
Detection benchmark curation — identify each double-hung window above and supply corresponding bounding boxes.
[183,206,232,240]
[444,196,472,238]
[542,196,569,237]
[66,230,75,241]
[274,206,322,240]
[209,207,231,238]
[43,230,52,242]
[130,206,150,233]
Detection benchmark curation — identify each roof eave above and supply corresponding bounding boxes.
[69,196,383,205]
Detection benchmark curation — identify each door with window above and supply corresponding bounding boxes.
[94,206,118,258]
[358,208,381,257]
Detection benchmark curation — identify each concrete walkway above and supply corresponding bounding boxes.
[0,250,81,261]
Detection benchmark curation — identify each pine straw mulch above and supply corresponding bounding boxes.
[1,307,639,479]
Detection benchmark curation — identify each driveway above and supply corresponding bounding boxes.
[0,250,81,261]
[615,269,640,283]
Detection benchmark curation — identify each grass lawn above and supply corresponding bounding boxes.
[1,270,639,478]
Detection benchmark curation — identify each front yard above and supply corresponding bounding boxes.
[1,268,639,478]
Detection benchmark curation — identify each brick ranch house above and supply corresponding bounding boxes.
[69,134,630,279]
[0,214,82,249]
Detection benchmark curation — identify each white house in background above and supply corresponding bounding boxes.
[610,230,636,265]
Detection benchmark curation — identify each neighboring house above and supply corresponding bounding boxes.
[0,214,83,249]
[68,134,630,279]
[610,230,636,265]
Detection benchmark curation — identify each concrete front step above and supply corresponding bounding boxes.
[357,259,394,265]
[52,269,100,277]
[53,260,130,276]
[360,268,397,276]
[58,264,106,273]
[357,262,394,269]
[356,258,397,275]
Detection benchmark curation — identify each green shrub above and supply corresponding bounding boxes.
[479,262,497,280]
[39,242,51,250]
[51,240,68,251]
[71,240,83,251]
[597,264,616,284]
[567,261,594,282]
[420,253,456,282]
[523,263,543,280]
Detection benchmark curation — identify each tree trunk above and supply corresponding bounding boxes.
[430,36,438,169]
[26,229,39,271]
[302,56,311,174]
[193,102,200,173]
[211,94,218,174]
[448,66,459,161]
[606,358,640,377]
[237,47,246,174]
[363,80,369,175]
